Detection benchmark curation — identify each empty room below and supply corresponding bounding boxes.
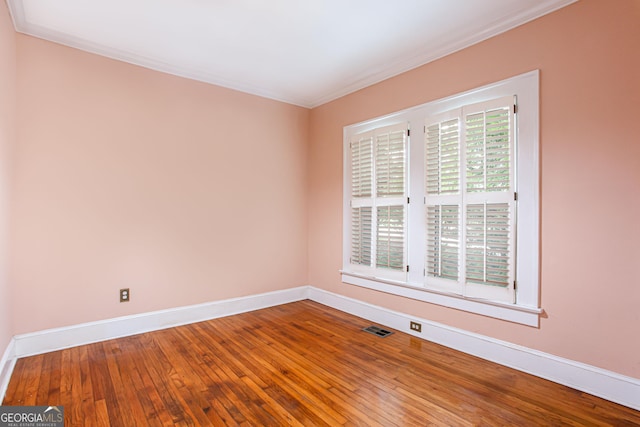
[0,0,639,425]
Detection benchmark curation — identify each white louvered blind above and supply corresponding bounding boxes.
[375,127,407,272]
[466,106,511,193]
[464,101,514,295]
[426,118,459,195]
[351,207,372,266]
[425,111,462,292]
[350,134,373,267]
[425,97,515,302]
[465,203,510,287]
[377,205,405,270]
[348,123,408,279]
[424,111,462,293]
[376,130,405,197]
[351,135,373,198]
[426,205,459,280]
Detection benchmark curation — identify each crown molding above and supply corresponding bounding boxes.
[7,0,577,108]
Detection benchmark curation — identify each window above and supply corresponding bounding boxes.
[349,124,408,282]
[425,97,516,303]
[342,71,541,326]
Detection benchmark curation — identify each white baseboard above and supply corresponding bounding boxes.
[0,286,308,402]
[13,286,308,358]
[2,285,638,412]
[307,286,640,411]
[0,338,16,402]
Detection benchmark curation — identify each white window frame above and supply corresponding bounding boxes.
[342,70,541,326]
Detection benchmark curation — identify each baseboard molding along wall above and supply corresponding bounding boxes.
[307,287,640,411]
[0,285,308,401]
[0,338,16,402]
[1,285,638,411]
[13,286,309,358]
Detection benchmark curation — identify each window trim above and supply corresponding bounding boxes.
[342,70,540,327]
[341,271,542,326]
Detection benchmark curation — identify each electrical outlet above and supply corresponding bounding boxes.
[410,321,422,332]
[120,288,130,302]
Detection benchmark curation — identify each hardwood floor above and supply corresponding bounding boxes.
[3,300,639,426]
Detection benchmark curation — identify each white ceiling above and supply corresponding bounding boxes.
[7,0,576,108]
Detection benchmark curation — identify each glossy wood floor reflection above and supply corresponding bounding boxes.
[4,301,640,426]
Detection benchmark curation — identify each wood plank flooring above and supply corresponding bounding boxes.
[3,300,639,426]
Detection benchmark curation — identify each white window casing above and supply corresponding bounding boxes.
[342,70,541,326]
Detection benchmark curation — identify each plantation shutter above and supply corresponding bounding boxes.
[425,97,515,303]
[350,135,373,268]
[376,130,405,197]
[426,204,460,280]
[349,123,408,280]
[426,118,460,195]
[425,112,463,294]
[351,135,373,198]
[375,127,407,273]
[465,203,510,285]
[463,98,515,302]
[351,207,372,266]
[465,104,512,193]
[376,205,405,270]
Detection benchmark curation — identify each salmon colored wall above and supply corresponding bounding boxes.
[0,1,16,352]
[308,0,640,378]
[11,35,309,334]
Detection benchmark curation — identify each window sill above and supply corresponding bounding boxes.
[340,271,542,327]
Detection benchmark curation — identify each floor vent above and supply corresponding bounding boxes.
[362,325,394,337]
